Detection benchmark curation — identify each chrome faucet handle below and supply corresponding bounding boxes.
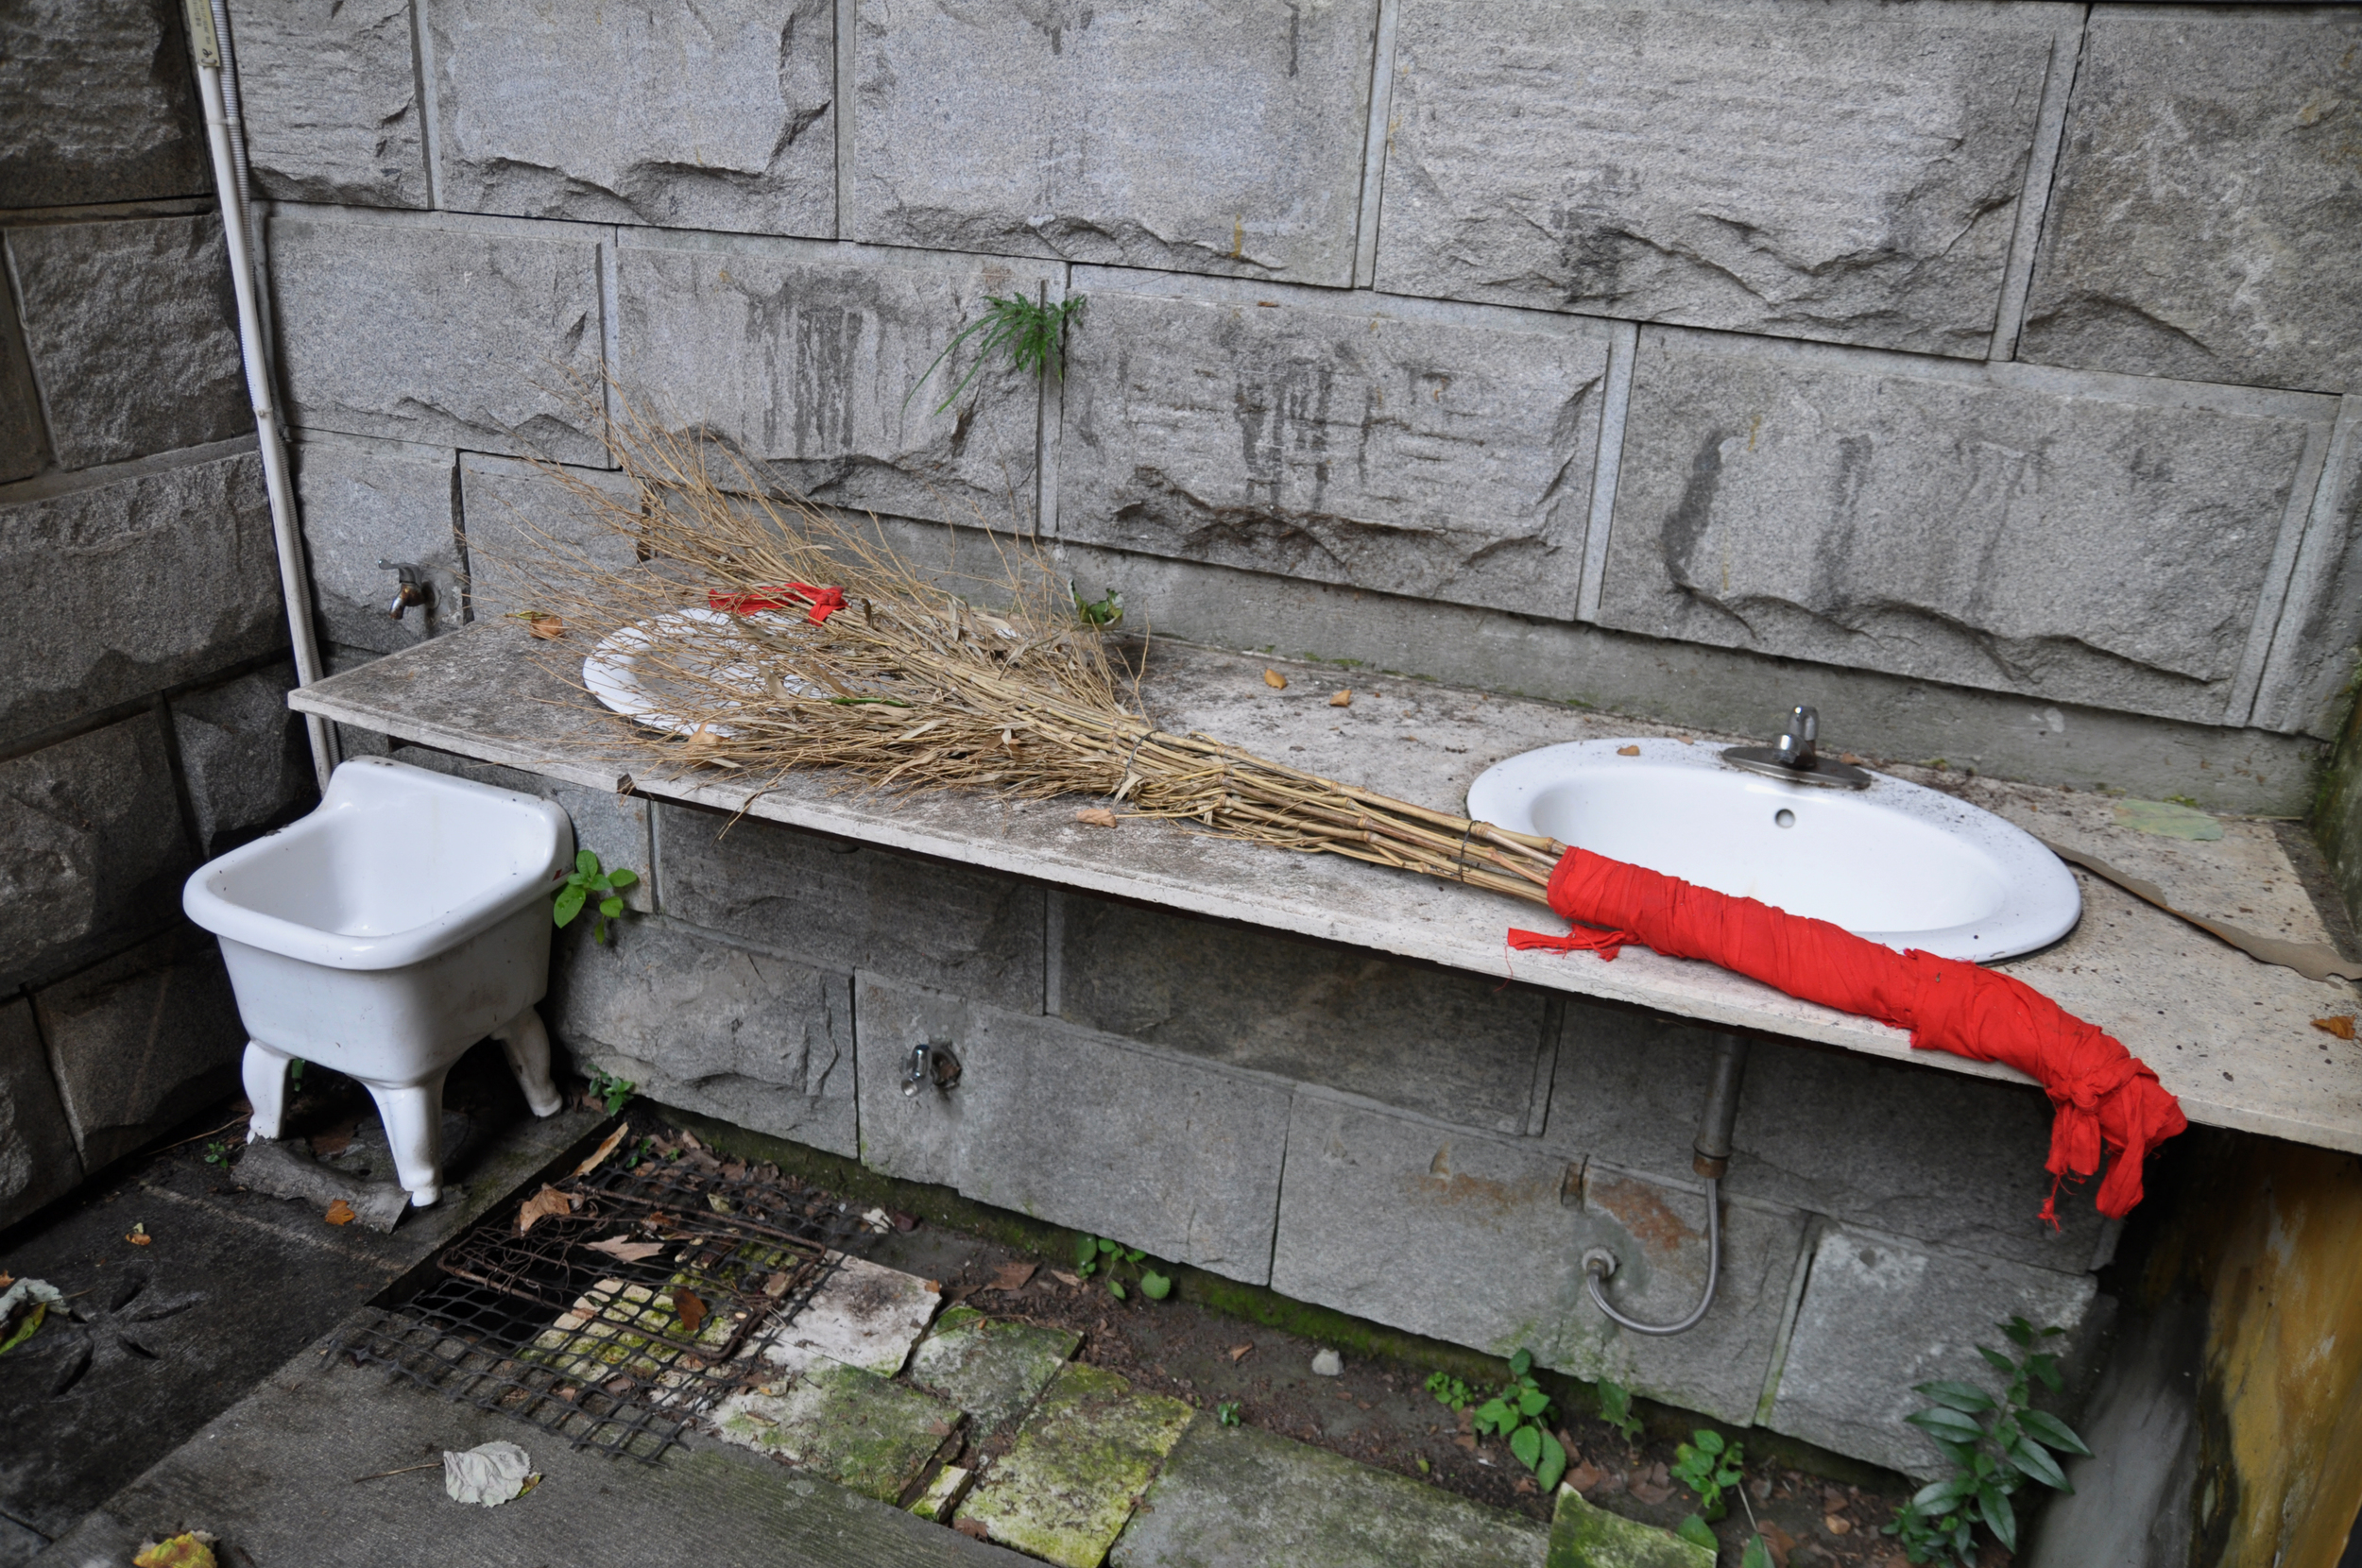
[1720,702,1870,790]
[1772,705,1818,768]
[381,559,431,621]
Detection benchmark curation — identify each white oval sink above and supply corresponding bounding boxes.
[1465,739,2080,962]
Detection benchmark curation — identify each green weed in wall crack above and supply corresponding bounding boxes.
[1886,1316,2091,1564]
[1427,1349,1566,1491]
[906,292,1087,417]
[1074,1235,1171,1301]
[1596,1377,1643,1445]
[584,1068,635,1116]
[555,851,639,946]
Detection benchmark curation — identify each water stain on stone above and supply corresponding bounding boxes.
[1587,1174,1697,1254]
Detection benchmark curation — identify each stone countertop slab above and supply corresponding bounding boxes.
[288,622,2362,1155]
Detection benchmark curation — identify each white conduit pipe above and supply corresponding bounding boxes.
[184,0,339,792]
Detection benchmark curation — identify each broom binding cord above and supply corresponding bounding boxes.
[1511,847,2188,1223]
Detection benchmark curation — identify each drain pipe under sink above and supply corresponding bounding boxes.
[183,0,339,792]
[1583,1033,1752,1336]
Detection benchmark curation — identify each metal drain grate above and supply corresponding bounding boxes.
[339,1144,871,1462]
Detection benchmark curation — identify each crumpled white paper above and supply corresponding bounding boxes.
[442,1440,537,1507]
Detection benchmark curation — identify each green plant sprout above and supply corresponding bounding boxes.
[584,1067,635,1116]
[555,851,639,945]
[1070,581,1123,628]
[1885,1317,2090,1564]
[905,292,1087,417]
[1424,1371,1476,1411]
[202,1140,233,1167]
[1216,1401,1243,1427]
[1470,1349,1567,1492]
[1597,1378,1643,1445]
[1074,1235,1171,1301]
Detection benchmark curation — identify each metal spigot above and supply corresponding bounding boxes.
[382,560,430,621]
[902,1040,962,1098]
[1772,705,1818,769]
[1721,702,1872,790]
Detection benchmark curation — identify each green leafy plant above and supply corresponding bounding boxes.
[623,1135,656,1170]
[555,851,639,945]
[1070,581,1123,628]
[1216,1401,1243,1427]
[905,292,1087,417]
[1596,1378,1643,1445]
[585,1067,636,1116]
[1074,1235,1169,1301]
[1471,1349,1567,1493]
[1885,1317,2090,1564]
[1424,1372,1477,1412]
[201,1140,233,1167]
[288,1057,306,1092]
[1673,1427,1745,1531]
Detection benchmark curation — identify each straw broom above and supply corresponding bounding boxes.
[489,392,1566,909]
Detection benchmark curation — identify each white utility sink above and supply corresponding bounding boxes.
[1464,738,2080,962]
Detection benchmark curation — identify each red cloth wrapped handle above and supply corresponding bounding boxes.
[1510,847,2186,1222]
[710,582,847,624]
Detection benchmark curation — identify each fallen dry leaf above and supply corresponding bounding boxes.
[586,1235,664,1264]
[526,615,565,640]
[1262,668,1287,690]
[2315,1015,2357,1041]
[1565,1457,1608,1494]
[1514,1476,1537,1495]
[954,1519,991,1542]
[323,1200,356,1226]
[517,1184,574,1235]
[1328,690,1351,707]
[1616,744,1641,757]
[131,1534,215,1568]
[672,1287,708,1338]
[987,1261,1037,1293]
[762,1270,792,1298]
[683,724,721,755]
[1227,1342,1254,1363]
[1074,807,1119,827]
[1840,753,1864,766]
[1761,1521,1799,1566]
[1824,1513,1853,1535]
[1452,1433,1478,1451]
[309,1120,356,1156]
[125,1222,151,1246]
[1051,1270,1082,1287]
[1628,1462,1675,1506]
[573,1124,631,1176]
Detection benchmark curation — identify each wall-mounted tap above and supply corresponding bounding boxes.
[1583,1033,1751,1337]
[902,1040,962,1098]
[1721,703,1872,790]
[382,560,432,621]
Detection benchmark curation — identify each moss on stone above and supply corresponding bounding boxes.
[957,1363,1195,1568]
[1549,1487,1715,1568]
[908,1310,1079,1433]
[713,1361,960,1504]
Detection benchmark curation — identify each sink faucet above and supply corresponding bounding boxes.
[382,560,431,621]
[1721,703,1871,790]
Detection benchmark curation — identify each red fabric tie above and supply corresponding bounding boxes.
[709,582,847,624]
[1509,847,2187,1222]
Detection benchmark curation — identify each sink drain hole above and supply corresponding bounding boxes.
[1774,809,1796,828]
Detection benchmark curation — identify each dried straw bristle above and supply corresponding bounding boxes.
[488,392,1564,908]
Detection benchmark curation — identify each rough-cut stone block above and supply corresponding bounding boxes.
[2021,10,2362,395]
[172,666,311,859]
[0,306,43,485]
[2253,420,2362,739]
[34,925,245,1169]
[857,980,1290,1285]
[270,216,606,464]
[0,717,191,993]
[295,437,463,654]
[615,239,1052,528]
[0,0,210,208]
[852,0,1376,284]
[6,215,250,469]
[1059,284,1608,615]
[660,803,1043,1014]
[1769,1224,2100,1478]
[0,448,285,743]
[552,919,856,1157]
[1548,1488,1713,1568]
[1269,1095,1806,1427]
[958,1363,1194,1568]
[1596,334,2322,725]
[756,1254,944,1379]
[455,452,638,622]
[1548,1009,2104,1273]
[1377,0,2066,356]
[1111,1419,1551,1568]
[908,1307,1078,1433]
[389,745,653,914]
[714,1360,962,1503]
[224,0,428,207]
[427,0,834,236]
[1053,891,1549,1136]
[0,997,82,1230]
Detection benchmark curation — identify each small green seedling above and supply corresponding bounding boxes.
[905,292,1087,417]
[202,1140,232,1167]
[1074,1235,1170,1301]
[623,1135,655,1170]
[1216,1401,1243,1427]
[555,851,639,945]
[1470,1349,1567,1492]
[585,1067,636,1116]
[1070,581,1122,628]
[1597,1378,1643,1445]
[1424,1372,1476,1412]
[1672,1427,1745,1530]
[1886,1317,2091,1565]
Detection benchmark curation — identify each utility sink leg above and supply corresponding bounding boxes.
[242,1042,291,1140]
[490,1004,564,1117]
[368,1078,449,1207]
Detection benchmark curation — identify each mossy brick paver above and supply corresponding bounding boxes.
[912,1463,977,1522]
[521,1274,737,1385]
[958,1361,1195,1567]
[909,1305,1083,1430]
[714,1360,965,1503]
[755,1253,944,1376]
[1108,1418,1549,1567]
[1548,1486,1715,1568]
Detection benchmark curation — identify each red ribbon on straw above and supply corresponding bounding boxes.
[709,583,847,624]
[1509,847,2186,1223]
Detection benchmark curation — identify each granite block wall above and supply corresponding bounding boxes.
[0,1,313,1231]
